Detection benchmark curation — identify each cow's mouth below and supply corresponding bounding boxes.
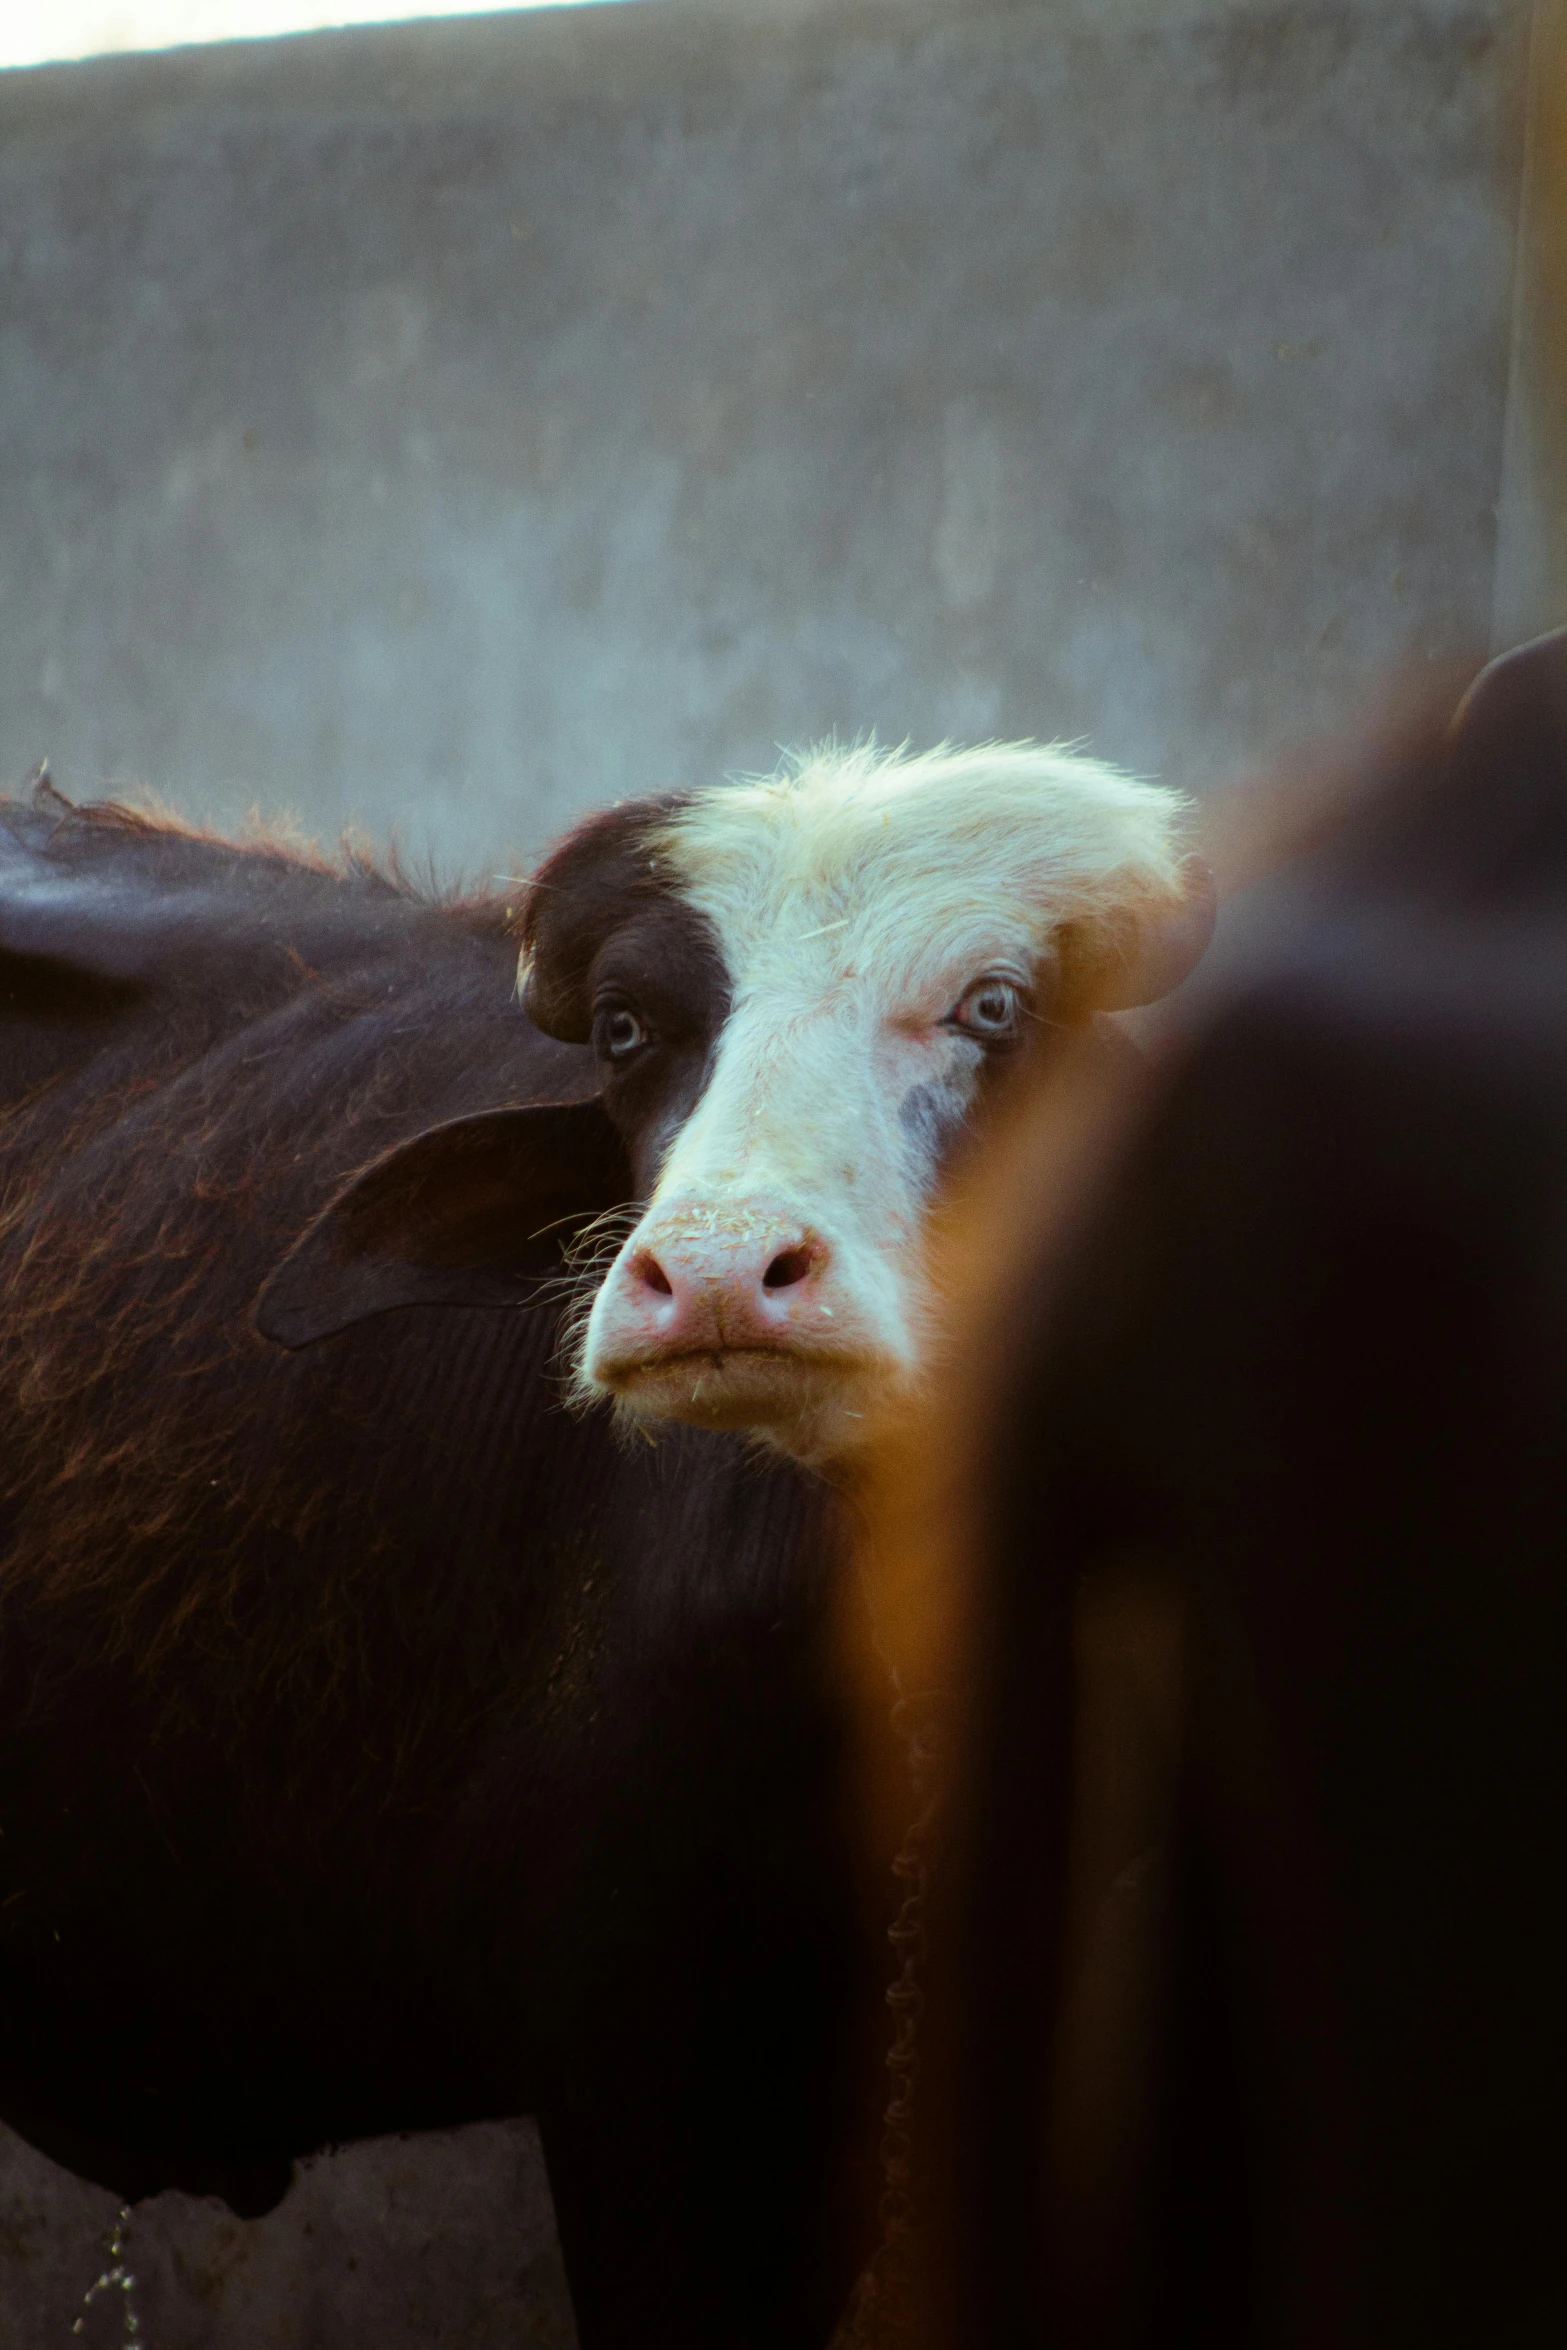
[595,1341,891,1450]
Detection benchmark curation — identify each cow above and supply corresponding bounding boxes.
[0,739,1210,2347]
[851,636,1567,2350]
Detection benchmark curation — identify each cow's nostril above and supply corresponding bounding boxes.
[763,1245,815,1292]
[632,1250,674,1298]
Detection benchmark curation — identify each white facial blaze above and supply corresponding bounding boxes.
[579,741,1192,1463]
[636,979,966,1353]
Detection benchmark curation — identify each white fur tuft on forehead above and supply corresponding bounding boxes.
[649,741,1192,1001]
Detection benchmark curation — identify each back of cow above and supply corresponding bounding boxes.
[854,634,1567,2350]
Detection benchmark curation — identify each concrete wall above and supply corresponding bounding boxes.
[0,2,1540,2343]
[1493,0,1567,645]
[0,0,1532,882]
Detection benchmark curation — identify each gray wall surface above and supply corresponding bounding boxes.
[0,1,1543,2343]
[0,0,1533,882]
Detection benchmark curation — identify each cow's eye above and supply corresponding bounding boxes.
[947,975,1025,1044]
[597,1006,648,1062]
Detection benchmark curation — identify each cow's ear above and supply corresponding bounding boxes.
[1058,853,1217,1014]
[254,1099,632,1348]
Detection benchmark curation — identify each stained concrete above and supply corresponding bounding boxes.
[0,0,1543,2342]
[1492,0,1567,646]
[0,2114,576,2347]
[0,0,1532,880]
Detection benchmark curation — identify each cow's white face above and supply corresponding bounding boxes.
[521,743,1208,1465]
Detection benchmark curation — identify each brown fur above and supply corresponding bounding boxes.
[0,785,862,2350]
[0,790,570,1836]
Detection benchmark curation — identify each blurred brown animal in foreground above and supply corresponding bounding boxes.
[844,631,1567,2350]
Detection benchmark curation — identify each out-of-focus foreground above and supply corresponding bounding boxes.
[850,627,1567,2350]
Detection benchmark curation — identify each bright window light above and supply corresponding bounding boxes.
[0,2,634,75]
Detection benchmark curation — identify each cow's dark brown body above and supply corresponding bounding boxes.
[891,637,1567,2349]
[0,792,860,2349]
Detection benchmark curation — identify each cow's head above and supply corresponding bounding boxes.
[260,744,1211,1464]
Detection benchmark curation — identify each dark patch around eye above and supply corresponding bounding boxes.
[587,897,731,1059]
[517,792,697,1043]
[586,897,734,1197]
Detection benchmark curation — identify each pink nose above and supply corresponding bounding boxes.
[598,1214,834,1363]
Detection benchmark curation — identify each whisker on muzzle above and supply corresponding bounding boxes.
[539,1205,644,1414]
